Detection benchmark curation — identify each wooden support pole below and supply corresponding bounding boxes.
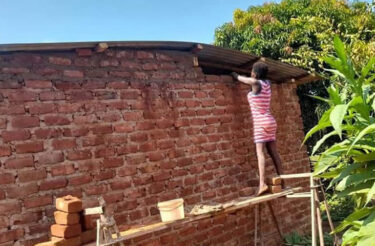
[310,176,317,246]
[266,202,282,240]
[318,179,340,245]
[254,204,258,246]
[314,187,325,246]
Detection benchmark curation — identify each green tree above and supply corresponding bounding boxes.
[214,0,375,153]
[305,36,375,246]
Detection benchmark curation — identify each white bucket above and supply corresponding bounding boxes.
[157,198,185,222]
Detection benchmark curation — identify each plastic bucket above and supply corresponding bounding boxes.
[157,198,185,222]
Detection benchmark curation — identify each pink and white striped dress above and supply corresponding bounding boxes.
[247,80,277,143]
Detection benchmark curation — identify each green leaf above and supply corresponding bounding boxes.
[366,182,375,205]
[342,227,360,246]
[353,152,375,162]
[327,85,343,105]
[334,207,375,233]
[330,104,348,139]
[334,35,347,65]
[338,182,373,197]
[302,108,333,144]
[311,130,338,155]
[336,172,375,191]
[349,124,375,152]
[329,163,365,189]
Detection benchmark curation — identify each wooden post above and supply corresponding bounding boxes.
[266,202,282,240]
[254,204,258,246]
[318,179,340,246]
[310,176,317,246]
[314,187,325,246]
[259,204,264,246]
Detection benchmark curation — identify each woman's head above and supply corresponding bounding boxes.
[251,62,268,79]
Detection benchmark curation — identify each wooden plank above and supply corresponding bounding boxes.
[280,173,311,179]
[105,188,299,244]
[286,192,311,198]
[84,206,103,215]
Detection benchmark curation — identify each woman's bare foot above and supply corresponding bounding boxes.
[256,185,268,197]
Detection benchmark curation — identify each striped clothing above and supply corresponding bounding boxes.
[247,80,277,143]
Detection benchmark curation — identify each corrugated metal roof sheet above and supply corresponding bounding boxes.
[0,41,320,84]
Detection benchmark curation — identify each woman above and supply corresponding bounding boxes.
[232,62,283,196]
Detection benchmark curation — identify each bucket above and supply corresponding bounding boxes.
[157,198,185,222]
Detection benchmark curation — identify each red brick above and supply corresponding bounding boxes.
[81,229,96,244]
[63,69,83,78]
[6,183,38,198]
[11,212,42,225]
[7,90,37,102]
[102,157,123,168]
[0,190,5,200]
[11,116,39,128]
[84,184,108,196]
[69,91,93,101]
[0,229,24,243]
[54,211,80,225]
[52,139,77,150]
[16,141,44,153]
[94,147,115,158]
[269,185,282,193]
[51,164,75,176]
[0,201,21,215]
[39,178,68,191]
[103,192,124,204]
[56,195,82,213]
[148,152,164,162]
[67,150,91,160]
[25,80,52,89]
[40,91,65,101]
[50,224,81,238]
[28,103,55,114]
[24,195,52,208]
[110,180,131,190]
[0,146,11,156]
[0,118,6,129]
[69,174,92,186]
[0,105,25,115]
[2,67,29,73]
[118,166,137,176]
[35,128,61,139]
[5,156,34,169]
[120,90,141,100]
[83,214,99,230]
[91,125,112,134]
[76,48,92,57]
[94,170,115,181]
[44,115,71,126]
[63,127,88,137]
[19,169,47,182]
[38,151,64,164]
[49,56,71,65]
[136,51,154,59]
[0,173,15,185]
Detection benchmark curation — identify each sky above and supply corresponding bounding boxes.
[0,0,275,44]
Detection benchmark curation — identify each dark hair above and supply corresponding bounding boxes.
[252,62,268,79]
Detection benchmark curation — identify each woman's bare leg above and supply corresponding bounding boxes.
[266,141,283,175]
[256,142,268,196]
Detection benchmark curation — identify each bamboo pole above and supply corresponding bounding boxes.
[314,188,325,246]
[310,176,317,246]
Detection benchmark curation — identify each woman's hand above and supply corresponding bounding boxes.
[231,72,239,80]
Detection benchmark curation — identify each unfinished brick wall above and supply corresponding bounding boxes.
[0,48,311,245]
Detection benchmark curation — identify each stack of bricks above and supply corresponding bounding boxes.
[36,195,82,246]
[267,176,282,193]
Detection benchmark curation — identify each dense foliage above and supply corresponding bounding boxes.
[214,0,375,152]
[304,36,375,246]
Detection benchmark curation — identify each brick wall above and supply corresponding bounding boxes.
[0,48,311,245]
